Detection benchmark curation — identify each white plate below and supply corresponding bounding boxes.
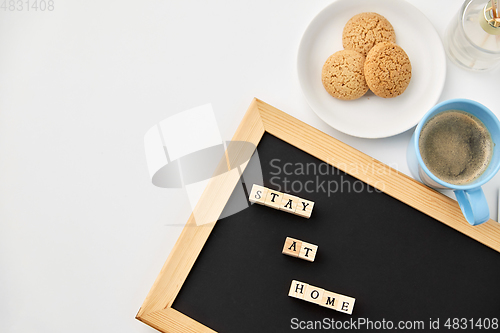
[297,0,446,139]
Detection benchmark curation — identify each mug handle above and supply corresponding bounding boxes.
[454,188,490,226]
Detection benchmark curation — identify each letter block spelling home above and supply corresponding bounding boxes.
[282,237,318,262]
[288,280,356,315]
[248,184,314,218]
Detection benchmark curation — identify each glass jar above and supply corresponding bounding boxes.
[445,0,500,70]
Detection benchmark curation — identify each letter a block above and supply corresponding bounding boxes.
[282,237,318,262]
[279,193,299,213]
[282,237,302,257]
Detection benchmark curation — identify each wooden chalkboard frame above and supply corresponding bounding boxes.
[136,98,500,333]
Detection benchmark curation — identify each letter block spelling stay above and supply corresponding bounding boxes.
[248,184,314,218]
[288,280,356,315]
[282,237,318,262]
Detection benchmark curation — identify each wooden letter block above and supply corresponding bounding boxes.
[264,189,283,209]
[294,198,314,218]
[288,280,307,299]
[249,185,313,219]
[336,295,356,315]
[290,280,356,315]
[279,193,299,214]
[248,184,268,205]
[320,291,356,315]
[304,284,324,305]
[320,290,340,310]
[282,237,302,257]
[298,242,318,262]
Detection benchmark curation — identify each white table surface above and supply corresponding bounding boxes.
[1,0,499,332]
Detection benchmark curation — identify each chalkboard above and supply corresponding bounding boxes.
[137,99,500,333]
[172,133,500,332]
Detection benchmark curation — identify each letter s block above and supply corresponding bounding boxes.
[249,184,268,205]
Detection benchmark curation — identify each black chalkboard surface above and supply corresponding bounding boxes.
[173,133,500,332]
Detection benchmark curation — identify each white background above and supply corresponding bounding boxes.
[1,0,499,332]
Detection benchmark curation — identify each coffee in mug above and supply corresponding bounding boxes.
[418,110,493,185]
[407,99,500,225]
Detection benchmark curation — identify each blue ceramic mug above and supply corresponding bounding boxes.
[407,99,500,226]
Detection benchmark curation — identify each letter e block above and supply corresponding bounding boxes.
[304,284,324,305]
[249,184,268,205]
[264,189,283,210]
[298,242,318,262]
[336,295,356,315]
[294,198,314,218]
[282,237,302,257]
[288,280,307,299]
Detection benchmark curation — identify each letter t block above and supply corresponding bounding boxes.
[298,241,318,262]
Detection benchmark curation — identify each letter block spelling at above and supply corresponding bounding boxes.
[282,237,318,262]
[289,280,356,315]
[248,184,268,205]
[282,237,302,258]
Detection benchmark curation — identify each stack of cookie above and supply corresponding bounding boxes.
[321,12,411,100]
